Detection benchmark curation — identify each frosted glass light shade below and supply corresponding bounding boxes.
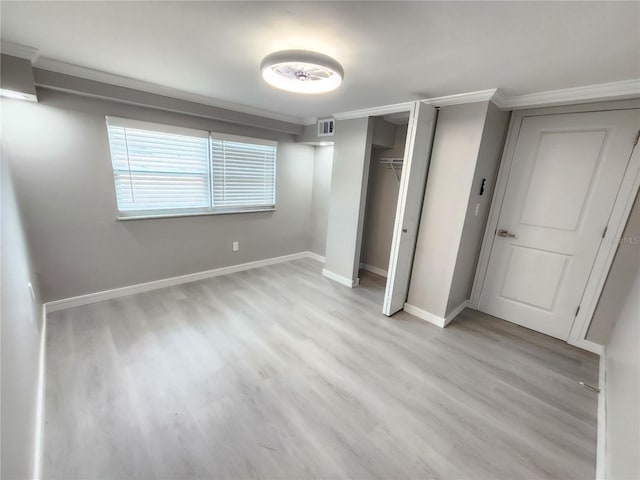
[261,50,344,94]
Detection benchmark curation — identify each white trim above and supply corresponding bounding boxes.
[0,40,39,62]
[423,89,499,108]
[33,57,305,125]
[333,101,415,121]
[33,305,47,480]
[403,301,470,328]
[471,105,640,354]
[503,79,640,110]
[445,301,471,326]
[403,303,446,327]
[596,351,607,480]
[491,89,509,110]
[306,252,326,263]
[46,252,313,312]
[359,263,388,278]
[323,80,640,124]
[570,338,604,356]
[322,268,359,287]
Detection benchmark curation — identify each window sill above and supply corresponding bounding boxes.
[117,208,276,221]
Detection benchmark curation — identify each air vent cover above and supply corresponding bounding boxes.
[318,118,335,137]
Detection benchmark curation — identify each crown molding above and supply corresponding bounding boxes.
[502,79,640,110]
[329,89,501,123]
[490,89,508,109]
[0,40,39,62]
[33,57,306,125]
[4,40,638,125]
[423,88,499,107]
[333,101,416,121]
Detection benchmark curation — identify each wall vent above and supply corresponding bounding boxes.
[317,118,335,137]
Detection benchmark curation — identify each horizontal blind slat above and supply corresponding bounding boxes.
[108,125,210,213]
[210,137,276,209]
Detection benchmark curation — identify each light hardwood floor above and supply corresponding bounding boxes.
[45,258,599,480]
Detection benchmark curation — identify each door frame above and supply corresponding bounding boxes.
[382,101,437,315]
[470,100,640,354]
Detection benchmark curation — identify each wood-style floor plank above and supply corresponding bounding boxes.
[44,258,599,479]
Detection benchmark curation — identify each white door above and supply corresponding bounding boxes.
[383,101,437,315]
[479,109,639,339]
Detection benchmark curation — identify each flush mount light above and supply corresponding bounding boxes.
[260,50,344,94]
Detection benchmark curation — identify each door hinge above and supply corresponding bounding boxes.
[634,129,640,146]
[575,305,581,317]
[602,225,608,238]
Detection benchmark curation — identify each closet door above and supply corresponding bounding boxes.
[383,101,437,315]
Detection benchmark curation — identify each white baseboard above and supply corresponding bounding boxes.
[404,303,447,327]
[404,301,471,328]
[46,251,315,313]
[33,304,47,480]
[445,301,470,327]
[322,268,359,288]
[568,337,604,356]
[306,252,326,263]
[359,263,388,278]
[596,351,607,480]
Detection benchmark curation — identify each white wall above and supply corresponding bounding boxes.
[310,145,334,257]
[361,125,407,273]
[2,89,315,301]
[1,146,43,480]
[324,117,374,283]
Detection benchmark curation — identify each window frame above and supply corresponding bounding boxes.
[105,116,278,220]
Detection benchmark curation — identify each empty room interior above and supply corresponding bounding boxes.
[2,2,640,479]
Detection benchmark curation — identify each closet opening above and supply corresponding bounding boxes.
[359,112,410,297]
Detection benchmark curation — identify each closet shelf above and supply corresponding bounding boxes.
[380,157,404,181]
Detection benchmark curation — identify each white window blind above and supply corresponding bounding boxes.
[210,133,277,212]
[106,117,277,218]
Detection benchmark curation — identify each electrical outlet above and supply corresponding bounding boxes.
[28,282,36,302]
[232,241,239,252]
[474,203,480,216]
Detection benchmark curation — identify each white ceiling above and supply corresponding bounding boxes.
[2,1,639,124]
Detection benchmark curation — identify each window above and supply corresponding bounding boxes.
[106,117,277,218]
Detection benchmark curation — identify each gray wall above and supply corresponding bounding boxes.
[324,117,374,283]
[601,224,640,479]
[1,149,43,480]
[35,68,302,135]
[361,125,407,273]
[407,102,491,318]
[2,89,315,301]
[1,54,37,99]
[446,103,510,315]
[587,192,640,344]
[310,146,334,257]
[371,118,396,149]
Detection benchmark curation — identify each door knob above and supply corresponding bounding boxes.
[402,228,408,233]
[497,229,516,238]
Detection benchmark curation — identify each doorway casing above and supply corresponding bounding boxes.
[470,100,640,354]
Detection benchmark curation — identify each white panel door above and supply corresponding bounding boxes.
[479,109,639,339]
[383,101,437,316]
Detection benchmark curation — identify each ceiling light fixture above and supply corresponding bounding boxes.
[260,50,344,94]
